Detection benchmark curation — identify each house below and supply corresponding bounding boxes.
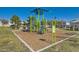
[64,22,71,30]
[64,20,79,31]
[0,20,12,27]
[70,20,79,31]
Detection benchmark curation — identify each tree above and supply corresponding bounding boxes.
[56,20,64,28]
[10,15,21,29]
[47,20,52,25]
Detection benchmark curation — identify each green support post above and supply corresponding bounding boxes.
[37,10,40,32]
[52,20,56,43]
[30,16,32,32]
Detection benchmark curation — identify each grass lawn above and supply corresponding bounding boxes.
[42,31,79,52]
[0,27,30,52]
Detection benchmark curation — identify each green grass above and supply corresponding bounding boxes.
[0,27,30,52]
[42,32,79,52]
[59,35,79,52]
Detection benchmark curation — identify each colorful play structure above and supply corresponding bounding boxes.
[27,8,57,43]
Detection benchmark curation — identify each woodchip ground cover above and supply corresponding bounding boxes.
[14,28,76,51]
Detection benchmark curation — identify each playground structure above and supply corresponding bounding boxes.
[23,8,57,43]
[13,13,76,51]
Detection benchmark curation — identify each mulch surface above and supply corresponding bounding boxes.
[14,29,75,51]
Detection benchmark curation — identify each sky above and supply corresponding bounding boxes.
[0,7,79,21]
